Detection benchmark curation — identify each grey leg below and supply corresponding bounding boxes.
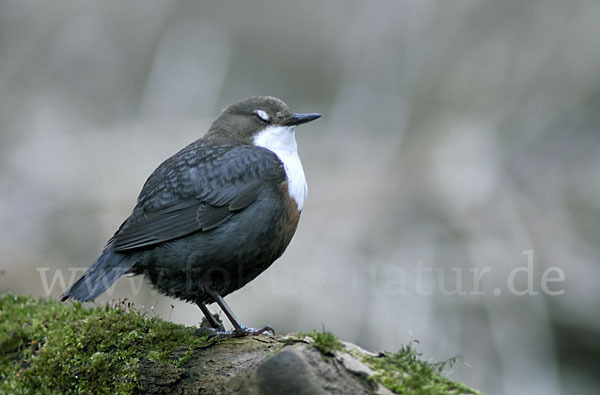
[197,302,225,331]
[206,288,274,336]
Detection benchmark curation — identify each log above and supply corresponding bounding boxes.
[0,294,480,394]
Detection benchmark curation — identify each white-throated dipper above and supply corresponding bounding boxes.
[61,96,321,336]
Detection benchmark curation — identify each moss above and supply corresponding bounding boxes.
[310,330,344,355]
[0,293,208,394]
[284,332,478,394]
[1,295,479,394]
[363,342,480,395]
[286,330,343,355]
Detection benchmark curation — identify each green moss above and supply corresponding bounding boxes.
[0,293,208,394]
[310,330,343,355]
[286,330,343,355]
[363,342,480,395]
[1,295,479,394]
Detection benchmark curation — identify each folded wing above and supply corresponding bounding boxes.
[112,144,282,252]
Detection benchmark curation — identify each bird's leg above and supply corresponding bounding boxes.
[206,288,275,337]
[196,302,225,332]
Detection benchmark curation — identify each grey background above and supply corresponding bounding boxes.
[1,1,599,394]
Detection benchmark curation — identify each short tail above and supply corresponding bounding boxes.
[61,245,136,302]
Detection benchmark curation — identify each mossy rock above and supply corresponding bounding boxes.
[0,294,481,394]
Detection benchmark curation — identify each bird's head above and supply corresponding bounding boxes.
[206,96,321,148]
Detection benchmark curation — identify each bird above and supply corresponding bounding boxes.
[61,96,321,336]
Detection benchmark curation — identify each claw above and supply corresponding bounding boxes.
[259,325,276,335]
[195,325,275,339]
[233,325,275,337]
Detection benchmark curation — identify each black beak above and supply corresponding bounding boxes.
[287,112,321,126]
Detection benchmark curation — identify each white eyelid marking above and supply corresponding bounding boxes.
[255,110,270,122]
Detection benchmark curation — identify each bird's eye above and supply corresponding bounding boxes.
[255,110,270,123]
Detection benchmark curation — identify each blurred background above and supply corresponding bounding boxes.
[1,1,599,394]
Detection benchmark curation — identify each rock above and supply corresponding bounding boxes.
[0,294,480,394]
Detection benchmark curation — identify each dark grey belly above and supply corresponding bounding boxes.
[132,195,298,303]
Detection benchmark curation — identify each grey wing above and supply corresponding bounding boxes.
[112,144,283,252]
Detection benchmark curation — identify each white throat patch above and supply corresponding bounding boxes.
[253,125,307,211]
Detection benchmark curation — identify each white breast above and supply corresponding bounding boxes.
[252,125,307,211]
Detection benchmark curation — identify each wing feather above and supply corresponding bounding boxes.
[112,144,283,252]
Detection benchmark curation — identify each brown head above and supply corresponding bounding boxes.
[205,96,321,145]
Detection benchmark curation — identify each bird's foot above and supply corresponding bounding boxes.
[194,325,275,338]
[234,325,275,337]
[194,327,223,337]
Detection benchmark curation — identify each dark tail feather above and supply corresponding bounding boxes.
[61,246,136,302]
